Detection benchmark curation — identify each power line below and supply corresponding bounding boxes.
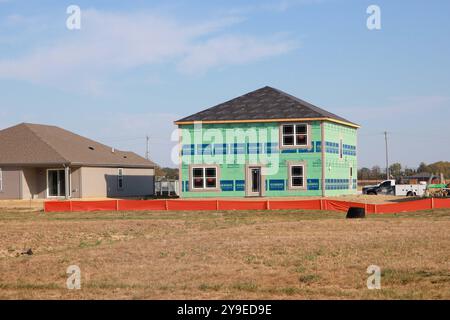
[384,131,390,180]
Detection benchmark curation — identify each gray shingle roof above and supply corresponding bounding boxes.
[0,123,156,167]
[176,86,358,127]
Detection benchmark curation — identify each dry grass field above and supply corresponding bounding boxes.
[0,208,449,300]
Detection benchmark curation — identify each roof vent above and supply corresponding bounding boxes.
[88,146,95,150]
[123,155,128,159]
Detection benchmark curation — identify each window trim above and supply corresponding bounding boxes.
[46,168,72,198]
[118,168,124,190]
[245,164,266,197]
[0,168,3,192]
[349,166,353,189]
[279,123,311,149]
[339,139,344,159]
[287,161,307,190]
[189,164,220,192]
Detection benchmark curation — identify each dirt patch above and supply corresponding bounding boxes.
[0,209,449,299]
[0,200,44,212]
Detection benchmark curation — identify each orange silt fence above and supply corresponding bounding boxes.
[43,198,450,213]
[375,198,433,214]
[44,201,72,212]
[434,198,450,209]
[70,200,117,212]
[269,199,321,210]
[325,200,364,212]
[119,200,167,211]
[218,200,268,211]
[167,200,217,211]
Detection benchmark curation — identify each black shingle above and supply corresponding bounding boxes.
[176,86,358,126]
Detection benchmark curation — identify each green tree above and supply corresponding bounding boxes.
[427,161,450,179]
[371,166,382,180]
[358,167,371,180]
[389,163,402,179]
[155,166,179,179]
[417,162,429,173]
[404,167,416,176]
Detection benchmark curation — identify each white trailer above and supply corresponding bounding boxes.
[395,183,427,197]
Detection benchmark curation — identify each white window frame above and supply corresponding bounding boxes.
[349,166,353,189]
[190,166,219,191]
[280,123,310,149]
[0,168,3,192]
[118,168,124,190]
[288,162,307,190]
[46,168,71,198]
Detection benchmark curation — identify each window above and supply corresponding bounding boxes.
[118,168,124,190]
[0,168,2,192]
[47,169,70,198]
[380,181,392,188]
[349,166,353,189]
[281,124,308,147]
[339,139,343,159]
[191,167,217,190]
[288,163,306,189]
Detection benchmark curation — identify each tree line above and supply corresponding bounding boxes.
[155,166,179,180]
[358,161,450,180]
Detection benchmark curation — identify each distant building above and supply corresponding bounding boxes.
[175,86,360,198]
[403,172,435,184]
[0,123,155,199]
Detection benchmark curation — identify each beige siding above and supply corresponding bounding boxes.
[80,167,154,198]
[21,168,35,199]
[0,167,22,200]
[35,168,47,199]
[70,167,82,198]
[21,167,82,199]
[0,166,152,199]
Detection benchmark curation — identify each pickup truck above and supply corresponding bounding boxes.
[362,180,426,197]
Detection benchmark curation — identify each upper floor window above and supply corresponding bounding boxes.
[339,139,343,159]
[281,124,308,147]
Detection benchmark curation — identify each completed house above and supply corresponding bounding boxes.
[175,86,359,198]
[0,123,155,199]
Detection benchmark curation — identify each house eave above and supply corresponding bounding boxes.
[0,162,155,169]
[175,117,361,129]
[71,163,155,169]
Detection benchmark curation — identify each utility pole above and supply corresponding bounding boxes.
[145,135,150,160]
[384,131,389,179]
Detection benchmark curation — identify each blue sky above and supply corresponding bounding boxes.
[1,0,449,168]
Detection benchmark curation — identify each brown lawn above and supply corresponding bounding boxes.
[0,208,449,299]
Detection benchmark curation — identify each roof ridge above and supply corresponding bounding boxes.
[23,123,70,164]
[267,87,345,119]
[175,86,359,127]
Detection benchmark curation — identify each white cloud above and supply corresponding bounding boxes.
[179,34,297,74]
[264,0,325,12]
[228,0,325,15]
[0,9,297,93]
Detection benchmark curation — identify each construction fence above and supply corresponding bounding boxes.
[44,198,450,214]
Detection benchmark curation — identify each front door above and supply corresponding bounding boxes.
[246,166,263,197]
[47,169,67,198]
